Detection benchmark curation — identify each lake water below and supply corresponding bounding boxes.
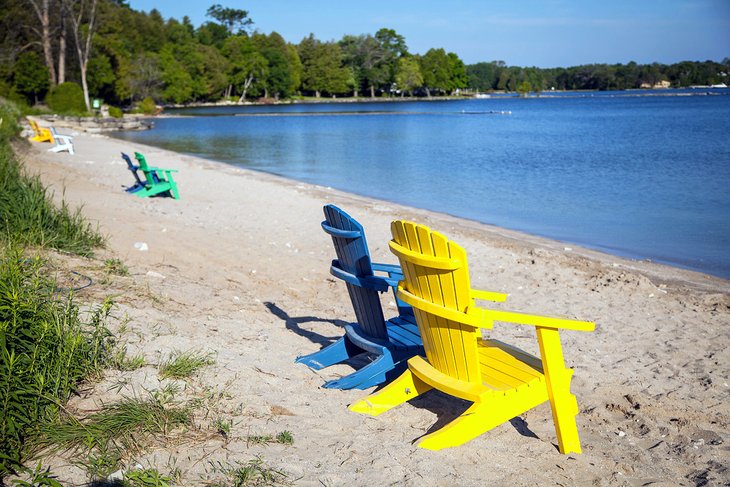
[111,91,730,279]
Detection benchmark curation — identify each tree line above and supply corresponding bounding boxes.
[1,0,728,111]
[467,59,730,94]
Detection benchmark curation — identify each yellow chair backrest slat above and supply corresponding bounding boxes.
[390,220,482,384]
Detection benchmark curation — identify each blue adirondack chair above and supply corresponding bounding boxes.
[121,152,150,193]
[296,205,423,389]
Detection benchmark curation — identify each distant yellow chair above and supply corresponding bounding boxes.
[350,220,595,454]
[28,119,53,143]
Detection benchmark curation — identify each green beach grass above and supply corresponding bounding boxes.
[0,98,112,479]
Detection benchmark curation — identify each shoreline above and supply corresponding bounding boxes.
[159,86,730,110]
[106,129,730,286]
[17,132,730,485]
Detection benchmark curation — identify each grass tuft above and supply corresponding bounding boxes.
[275,431,293,445]
[32,389,194,481]
[110,348,146,371]
[124,467,172,487]
[209,457,288,487]
[214,417,233,438]
[104,258,129,276]
[159,350,215,380]
[245,430,294,446]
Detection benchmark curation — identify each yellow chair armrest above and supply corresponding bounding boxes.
[479,307,595,332]
[471,289,508,302]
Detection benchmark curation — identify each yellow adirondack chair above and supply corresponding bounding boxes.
[350,221,595,454]
[28,119,53,143]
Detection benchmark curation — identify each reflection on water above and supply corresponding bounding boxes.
[112,94,730,279]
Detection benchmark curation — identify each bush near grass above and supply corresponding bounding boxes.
[0,136,104,256]
[0,97,22,140]
[0,248,115,478]
[46,82,87,116]
[108,106,123,118]
[138,97,157,115]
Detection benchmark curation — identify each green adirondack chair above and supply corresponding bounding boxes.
[133,152,180,199]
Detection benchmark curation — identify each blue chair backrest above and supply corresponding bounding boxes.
[322,205,388,340]
[121,152,143,186]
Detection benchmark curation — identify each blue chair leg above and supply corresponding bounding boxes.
[126,182,145,193]
[323,352,395,390]
[295,335,362,370]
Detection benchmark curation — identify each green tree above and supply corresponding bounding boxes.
[12,51,50,104]
[419,48,450,96]
[196,21,230,48]
[253,32,295,99]
[447,52,468,93]
[206,3,253,35]
[339,34,390,97]
[222,35,267,101]
[299,34,350,97]
[339,35,364,97]
[159,46,193,103]
[467,61,504,92]
[286,43,303,95]
[395,56,422,96]
[125,53,162,101]
[516,80,531,96]
[86,52,116,101]
[375,27,408,93]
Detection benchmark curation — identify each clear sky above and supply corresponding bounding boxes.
[126,0,730,67]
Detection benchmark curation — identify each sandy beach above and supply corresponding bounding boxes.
[16,130,729,486]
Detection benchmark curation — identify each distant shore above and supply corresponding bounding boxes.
[158,86,729,110]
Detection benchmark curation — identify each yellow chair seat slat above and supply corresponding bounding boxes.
[479,344,544,391]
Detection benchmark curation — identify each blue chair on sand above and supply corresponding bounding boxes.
[296,204,423,390]
[121,152,150,193]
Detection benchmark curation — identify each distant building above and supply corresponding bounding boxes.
[640,80,671,89]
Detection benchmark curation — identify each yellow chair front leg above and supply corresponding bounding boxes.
[349,368,432,417]
[536,327,582,454]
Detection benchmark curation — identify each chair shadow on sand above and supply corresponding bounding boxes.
[405,389,541,447]
[265,301,377,372]
[264,301,348,348]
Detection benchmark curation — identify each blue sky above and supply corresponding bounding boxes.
[126,0,730,67]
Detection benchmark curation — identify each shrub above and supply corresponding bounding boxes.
[0,98,21,141]
[13,52,50,105]
[0,140,105,255]
[46,82,86,115]
[108,106,122,118]
[139,97,157,115]
[0,249,114,477]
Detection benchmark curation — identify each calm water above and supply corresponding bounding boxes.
[112,92,730,279]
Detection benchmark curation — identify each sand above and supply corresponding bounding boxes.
[15,130,730,486]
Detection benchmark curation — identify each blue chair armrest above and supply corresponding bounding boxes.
[372,262,403,278]
[329,260,391,292]
[372,262,403,288]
